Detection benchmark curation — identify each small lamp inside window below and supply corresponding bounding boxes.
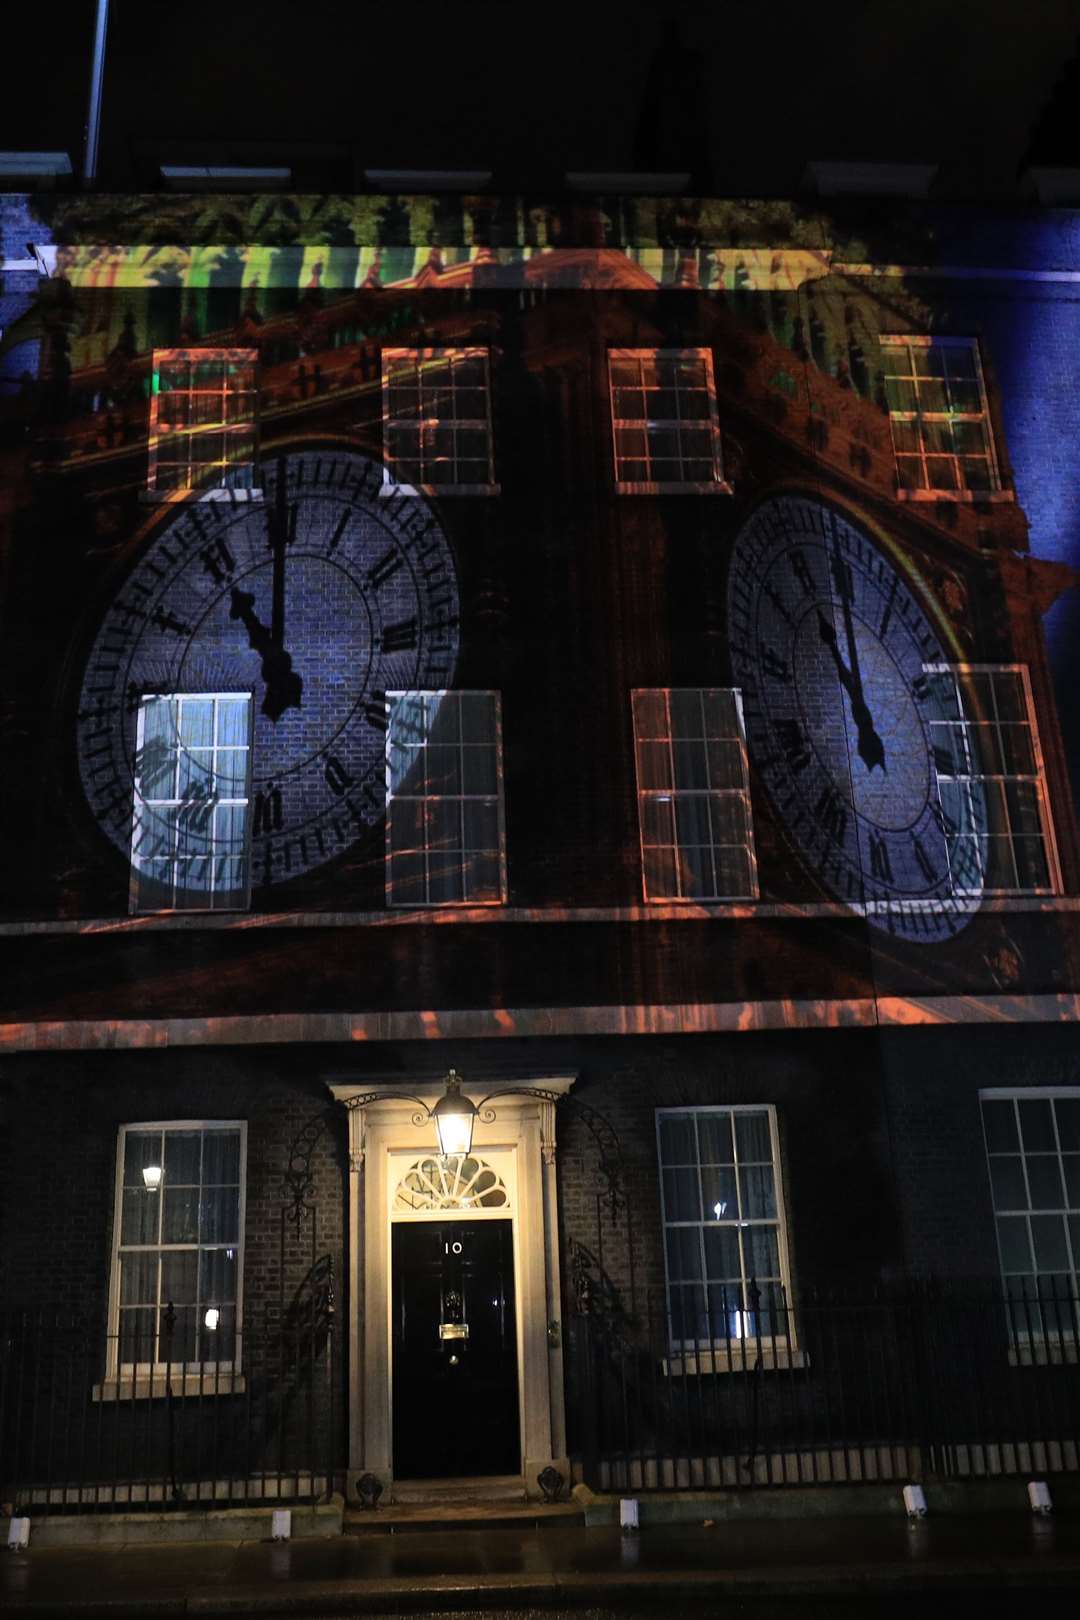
[204,1306,220,1332]
[142,1164,162,1192]
[432,1069,478,1158]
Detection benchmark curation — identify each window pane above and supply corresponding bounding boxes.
[1055,1099,1080,1152]
[700,1164,738,1218]
[201,1186,240,1244]
[1031,1214,1069,1272]
[164,1131,201,1185]
[659,1115,697,1163]
[119,1309,156,1365]
[744,1225,781,1282]
[669,1285,707,1342]
[663,1166,701,1222]
[983,1099,1019,1153]
[989,1155,1028,1210]
[636,741,672,790]
[161,1250,198,1307]
[1027,1157,1066,1209]
[120,1251,158,1307]
[696,1112,734,1163]
[739,1165,777,1220]
[1019,1099,1056,1153]
[642,795,674,846]
[735,1112,772,1163]
[666,1226,703,1281]
[121,1188,160,1246]
[124,1131,164,1188]
[644,845,680,897]
[162,1185,200,1243]
[1064,1157,1080,1206]
[703,1224,741,1280]
[200,1247,239,1306]
[997,1215,1032,1272]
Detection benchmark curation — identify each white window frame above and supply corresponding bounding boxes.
[632,688,759,903]
[146,348,260,503]
[609,347,729,494]
[100,1120,247,1401]
[380,346,498,495]
[980,1088,1080,1364]
[879,334,1009,502]
[656,1104,800,1373]
[925,663,1062,897]
[385,689,508,907]
[130,692,254,915]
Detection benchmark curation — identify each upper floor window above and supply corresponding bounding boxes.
[880,336,1002,498]
[109,1121,246,1391]
[386,690,507,906]
[925,665,1061,896]
[609,348,727,494]
[381,348,497,494]
[130,694,252,914]
[657,1106,795,1353]
[147,349,258,498]
[632,688,758,901]
[981,1090,1079,1352]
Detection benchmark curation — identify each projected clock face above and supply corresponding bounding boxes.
[76,447,461,889]
[726,493,983,940]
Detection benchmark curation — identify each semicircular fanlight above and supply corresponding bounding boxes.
[393,1153,510,1212]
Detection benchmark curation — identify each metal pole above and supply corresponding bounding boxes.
[83,0,111,186]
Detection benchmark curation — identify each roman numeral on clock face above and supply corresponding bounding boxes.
[814,784,848,847]
[381,616,418,653]
[367,549,404,589]
[869,830,893,883]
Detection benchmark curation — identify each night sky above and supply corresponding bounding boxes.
[5,0,1079,194]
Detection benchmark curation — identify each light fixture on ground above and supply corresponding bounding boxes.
[431,1069,478,1157]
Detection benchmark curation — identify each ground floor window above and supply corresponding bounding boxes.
[109,1121,246,1379]
[981,1089,1080,1343]
[656,1104,794,1348]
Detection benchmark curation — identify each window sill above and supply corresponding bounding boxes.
[379,482,501,498]
[616,480,734,497]
[663,1346,807,1376]
[139,488,264,505]
[895,488,1014,504]
[1008,1342,1078,1368]
[94,1372,246,1402]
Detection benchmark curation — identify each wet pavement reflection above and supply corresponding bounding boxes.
[3,1513,1080,1615]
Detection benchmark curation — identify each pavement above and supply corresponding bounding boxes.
[4,1513,1080,1615]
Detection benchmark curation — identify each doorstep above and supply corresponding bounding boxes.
[390,1474,527,1506]
[345,1499,584,1534]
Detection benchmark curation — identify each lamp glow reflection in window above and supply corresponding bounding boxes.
[204,1307,220,1332]
[713,1201,727,1218]
[142,1165,162,1191]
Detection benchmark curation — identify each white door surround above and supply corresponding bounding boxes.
[328,1074,574,1502]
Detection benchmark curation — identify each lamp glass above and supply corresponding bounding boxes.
[142,1164,162,1191]
[204,1306,220,1331]
[435,1105,474,1157]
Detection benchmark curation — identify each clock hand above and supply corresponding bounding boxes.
[229,587,303,722]
[816,609,886,773]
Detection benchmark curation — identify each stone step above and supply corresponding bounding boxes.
[391,1473,528,1506]
[345,1499,584,1535]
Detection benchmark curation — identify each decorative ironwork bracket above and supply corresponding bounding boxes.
[476,1087,625,1221]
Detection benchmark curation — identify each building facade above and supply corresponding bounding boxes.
[2,187,1080,1512]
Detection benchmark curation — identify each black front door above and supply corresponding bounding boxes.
[392,1219,520,1479]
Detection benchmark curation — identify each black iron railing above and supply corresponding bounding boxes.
[566,1278,1080,1492]
[0,1299,341,1515]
